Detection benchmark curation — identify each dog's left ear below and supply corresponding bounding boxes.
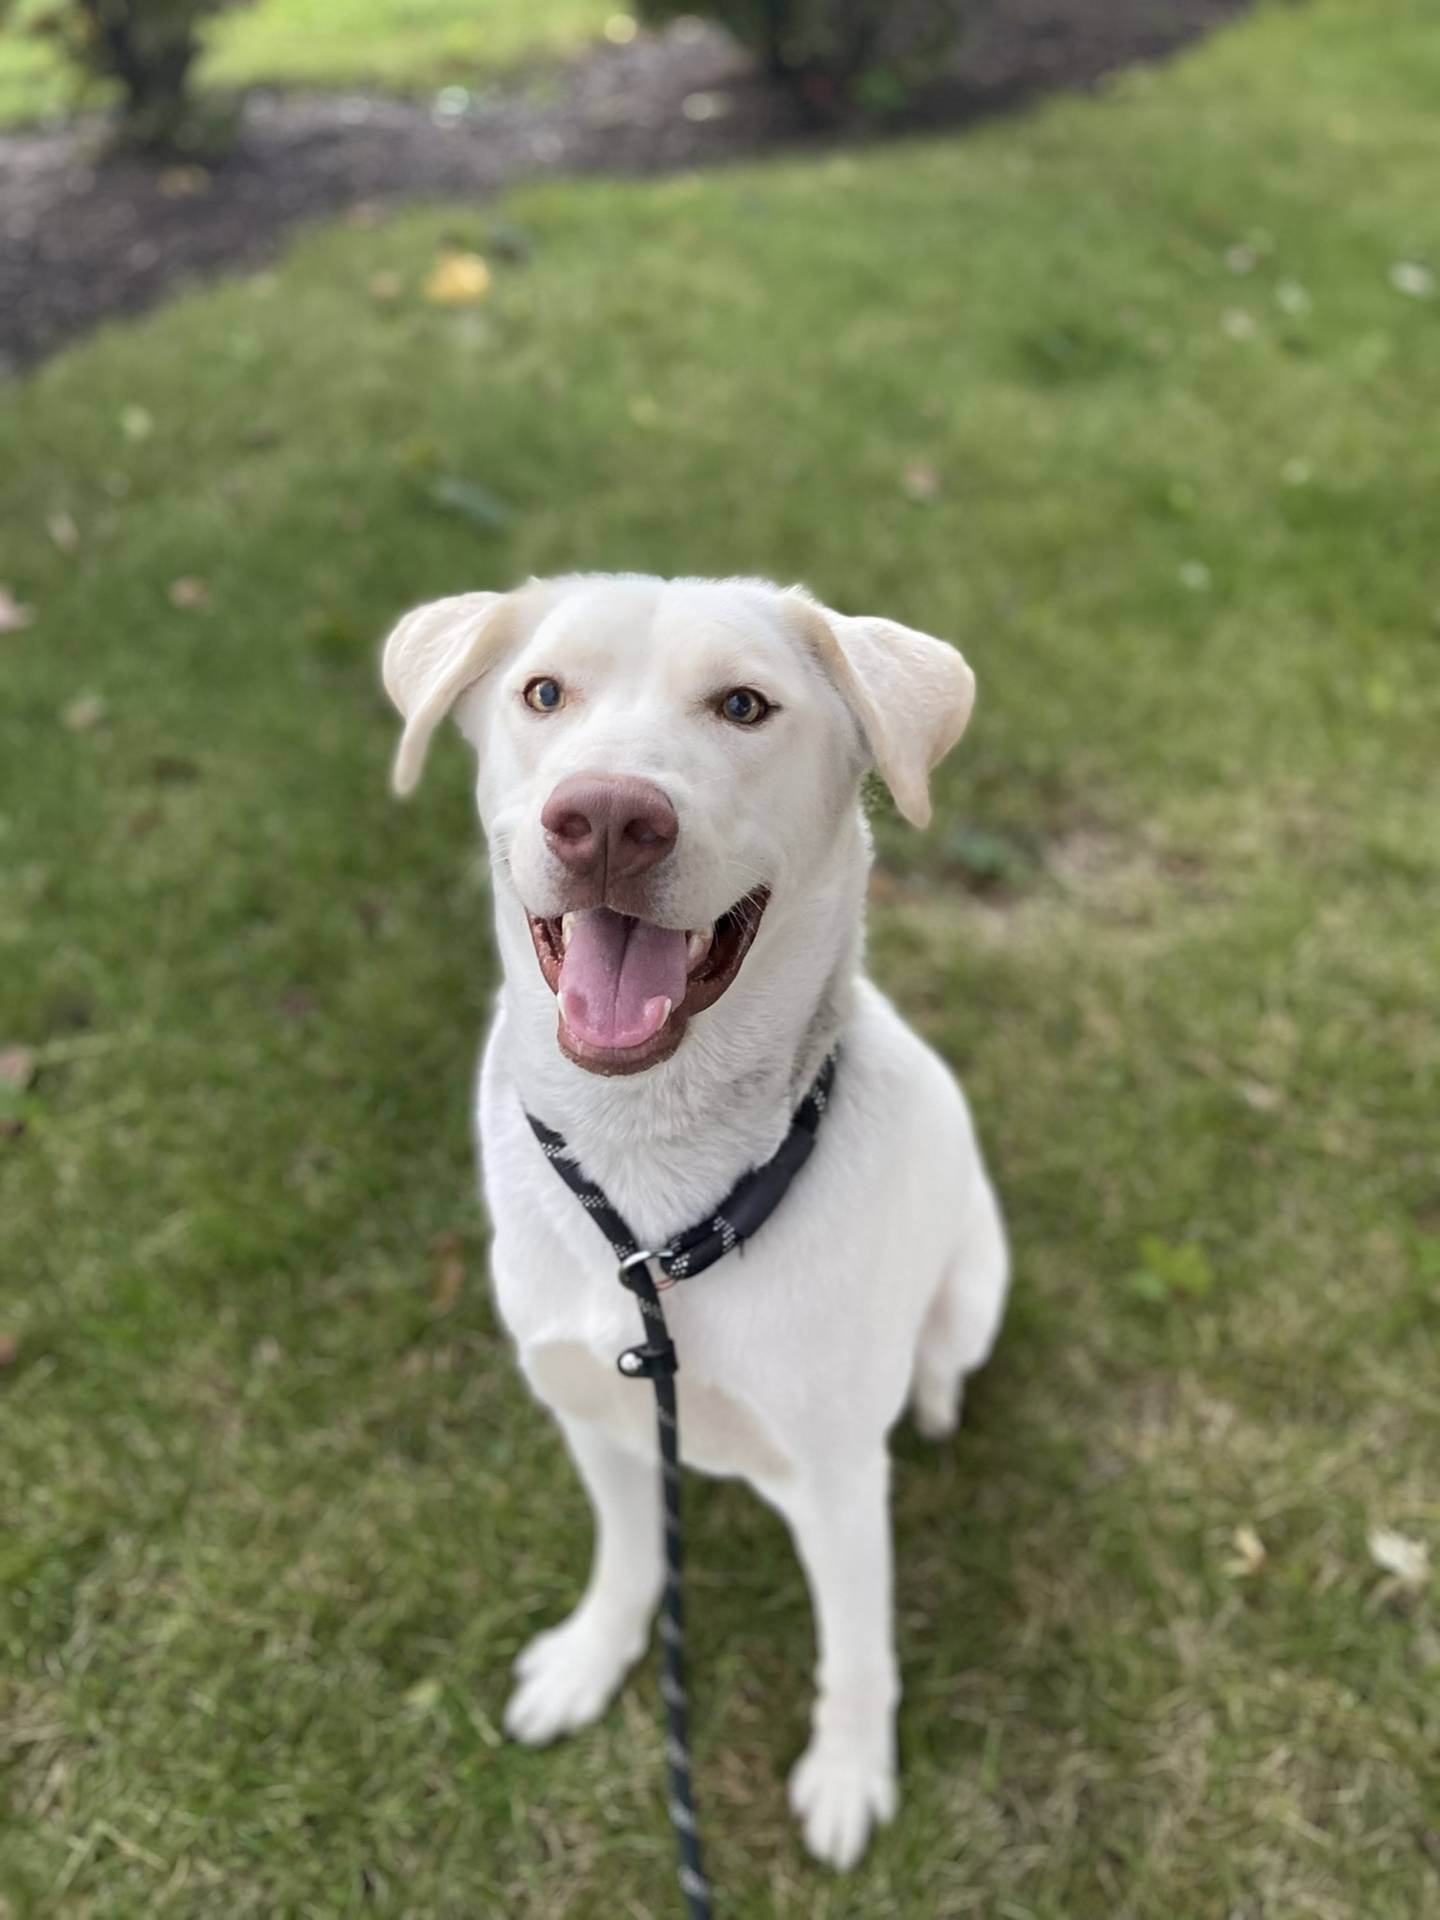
[381,591,511,796]
[796,599,976,829]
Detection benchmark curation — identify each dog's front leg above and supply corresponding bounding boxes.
[766,1450,899,1870]
[505,1413,664,1746]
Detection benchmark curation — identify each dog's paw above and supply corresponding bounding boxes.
[788,1739,898,1871]
[504,1611,643,1747]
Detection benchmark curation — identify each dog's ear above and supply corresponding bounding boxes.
[381,591,512,796]
[796,599,976,829]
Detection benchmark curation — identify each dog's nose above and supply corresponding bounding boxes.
[542,773,678,883]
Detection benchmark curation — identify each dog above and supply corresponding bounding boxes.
[383,573,1009,1871]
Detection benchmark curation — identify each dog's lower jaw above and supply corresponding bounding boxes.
[555,1009,688,1076]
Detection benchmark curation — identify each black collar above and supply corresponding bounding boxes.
[525,1051,837,1282]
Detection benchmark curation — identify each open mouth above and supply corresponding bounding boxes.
[526,891,770,1075]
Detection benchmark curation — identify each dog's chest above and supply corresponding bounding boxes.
[520,1336,794,1482]
[486,1204,794,1481]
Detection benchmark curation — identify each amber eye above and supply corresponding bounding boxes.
[524,676,565,713]
[719,687,770,726]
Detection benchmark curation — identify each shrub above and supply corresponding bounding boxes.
[637,0,973,110]
[6,0,233,150]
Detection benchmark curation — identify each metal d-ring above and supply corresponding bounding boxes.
[617,1247,677,1291]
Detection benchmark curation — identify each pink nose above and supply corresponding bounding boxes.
[542,773,678,883]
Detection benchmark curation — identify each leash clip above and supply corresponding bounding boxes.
[615,1250,679,1379]
[617,1340,678,1380]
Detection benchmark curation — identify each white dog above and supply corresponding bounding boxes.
[383,573,1009,1871]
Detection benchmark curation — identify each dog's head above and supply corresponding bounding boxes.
[383,575,974,1075]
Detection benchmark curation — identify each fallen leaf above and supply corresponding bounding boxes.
[1368,1527,1431,1593]
[1238,1077,1283,1113]
[167,576,212,611]
[942,823,1033,892]
[0,586,34,633]
[150,754,200,784]
[369,270,404,303]
[0,1335,17,1368]
[426,475,512,531]
[1224,1524,1267,1578]
[46,509,80,553]
[404,1676,443,1713]
[1128,1236,1216,1304]
[902,462,943,504]
[158,163,210,198]
[44,993,91,1034]
[62,693,107,732]
[0,1047,36,1092]
[302,609,365,661]
[682,90,732,122]
[1389,261,1435,301]
[423,251,493,306]
[484,222,534,266]
[399,435,442,476]
[431,1255,464,1316]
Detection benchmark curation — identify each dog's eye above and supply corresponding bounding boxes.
[719,687,770,727]
[523,677,566,714]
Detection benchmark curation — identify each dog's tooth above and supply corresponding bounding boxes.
[686,927,714,973]
[560,912,576,950]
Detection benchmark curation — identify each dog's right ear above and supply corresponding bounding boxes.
[381,591,511,796]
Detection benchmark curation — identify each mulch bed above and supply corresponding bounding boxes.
[0,0,1251,375]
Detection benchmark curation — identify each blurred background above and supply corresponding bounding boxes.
[1,1,1436,1914]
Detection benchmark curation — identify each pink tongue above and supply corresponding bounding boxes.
[558,909,689,1051]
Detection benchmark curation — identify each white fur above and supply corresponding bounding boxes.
[384,574,1009,1870]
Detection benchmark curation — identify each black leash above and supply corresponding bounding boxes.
[525,1052,837,1920]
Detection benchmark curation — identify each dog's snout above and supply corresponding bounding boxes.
[542,773,678,883]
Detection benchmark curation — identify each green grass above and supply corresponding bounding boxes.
[3,0,1439,1913]
[0,0,617,127]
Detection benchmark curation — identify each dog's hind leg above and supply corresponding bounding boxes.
[910,1170,1009,1441]
[504,1415,663,1746]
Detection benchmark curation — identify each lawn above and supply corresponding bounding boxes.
[2,0,1438,1913]
[0,0,617,126]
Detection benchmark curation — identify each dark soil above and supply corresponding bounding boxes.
[0,0,1252,375]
